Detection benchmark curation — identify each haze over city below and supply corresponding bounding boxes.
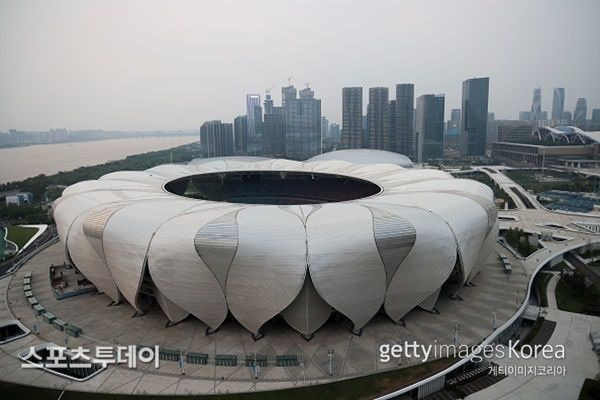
[1,0,599,131]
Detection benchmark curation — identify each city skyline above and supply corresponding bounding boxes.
[1,0,599,131]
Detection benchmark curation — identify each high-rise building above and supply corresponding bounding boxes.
[200,120,234,158]
[396,84,415,158]
[246,94,261,137]
[530,87,542,122]
[487,112,497,146]
[263,92,274,115]
[573,97,588,129]
[415,94,445,162]
[519,111,531,121]
[387,100,397,151]
[362,115,368,147]
[262,106,286,158]
[367,87,390,150]
[321,116,329,138]
[562,111,572,123]
[446,108,461,137]
[459,77,489,156]
[451,108,461,122]
[329,123,340,140]
[233,115,248,155]
[551,88,565,120]
[281,85,297,107]
[591,109,600,130]
[284,86,321,160]
[341,87,363,149]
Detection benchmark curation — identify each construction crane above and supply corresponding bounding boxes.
[287,76,293,86]
[305,80,317,88]
[265,84,275,95]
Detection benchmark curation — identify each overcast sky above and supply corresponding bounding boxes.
[1,0,599,131]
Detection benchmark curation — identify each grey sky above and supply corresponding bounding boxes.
[1,0,599,131]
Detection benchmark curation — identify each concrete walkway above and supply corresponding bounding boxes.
[467,268,600,400]
[546,274,559,309]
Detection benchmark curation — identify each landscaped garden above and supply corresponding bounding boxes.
[505,169,598,194]
[555,272,600,316]
[5,225,39,251]
[502,227,539,257]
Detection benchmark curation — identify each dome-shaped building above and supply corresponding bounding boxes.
[53,151,497,339]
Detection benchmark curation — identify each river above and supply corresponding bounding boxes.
[0,136,197,184]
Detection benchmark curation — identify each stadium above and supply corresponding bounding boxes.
[53,150,498,339]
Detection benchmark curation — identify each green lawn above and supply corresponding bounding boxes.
[5,225,39,250]
[505,169,596,194]
[0,357,455,400]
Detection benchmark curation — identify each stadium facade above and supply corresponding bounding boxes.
[53,150,498,338]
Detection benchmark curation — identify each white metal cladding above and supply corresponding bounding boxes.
[67,209,121,302]
[147,204,242,330]
[368,207,416,285]
[419,288,442,311]
[152,282,189,323]
[282,272,331,336]
[374,191,488,285]
[469,219,499,282]
[306,204,387,330]
[54,150,498,337]
[194,210,239,290]
[226,206,308,335]
[359,201,457,322]
[101,199,199,313]
[61,179,158,197]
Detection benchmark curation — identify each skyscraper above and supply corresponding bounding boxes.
[321,116,329,138]
[460,77,489,156]
[281,85,297,107]
[200,120,234,158]
[592,109,600,130]
[450,108,461,122]
[529,87,542,122]
[387,100,397,151]
[341,87,363,149]
[329,123,340,140]
[284,86,321,160]
[262,106,286,158]
[592,109,600,124]
[233,115,248,155]
[519,111,531,121]
[396,84,415,158]
[574,97,588,129]
[246,94,261,137]
[487,112,497,146]
[551,88,565,120]
[263,91,274,115]
[415,94,445,162]
[367,87,390,150]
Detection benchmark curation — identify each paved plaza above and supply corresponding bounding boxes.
[0,239,527,395]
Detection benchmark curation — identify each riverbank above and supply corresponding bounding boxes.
[0,135,197,184]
